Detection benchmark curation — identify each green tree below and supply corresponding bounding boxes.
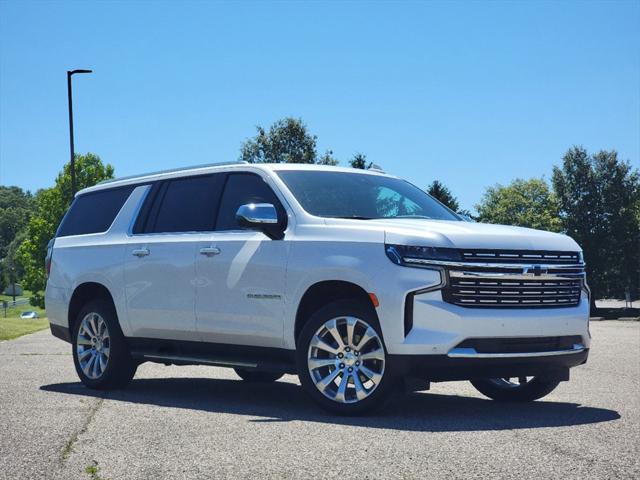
[240,118,322,164]
[0,186,34,259]
[427,180,460,212]
[4,228,28,278]
[349,153,371,170]
[17,153,114,307]
[476,178,562,232]
[0,186,35,292]
[552,146,640,302]
[317,150,339,166]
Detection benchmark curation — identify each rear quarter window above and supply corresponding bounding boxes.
[57,186,135,237]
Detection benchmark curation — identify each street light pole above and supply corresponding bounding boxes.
[9,266,15,303]
[67,69,92,196]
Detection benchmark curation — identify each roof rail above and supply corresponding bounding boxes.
[97,161,249,185]
[367,164,385,173]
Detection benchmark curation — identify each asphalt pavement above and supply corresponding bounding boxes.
[1,321,638,479]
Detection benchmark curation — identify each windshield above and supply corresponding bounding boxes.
[277,170,460,221]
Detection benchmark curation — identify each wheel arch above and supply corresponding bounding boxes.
[68,282,118,333]
[294,280,378,346]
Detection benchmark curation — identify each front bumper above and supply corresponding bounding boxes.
[377,246,590,357]
[391,348,589,382]
[389,288,591,355]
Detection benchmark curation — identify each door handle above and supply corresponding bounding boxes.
[199,246,221,257]
[132,248,150,257]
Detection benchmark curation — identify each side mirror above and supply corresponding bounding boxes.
[235,203,283,239]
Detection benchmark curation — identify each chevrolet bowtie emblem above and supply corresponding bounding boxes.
[524,265,547,276]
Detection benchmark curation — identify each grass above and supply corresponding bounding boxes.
[61,437,75,460]
[0,303,48,341]
[84,461,108,480]
[85,463,99,477]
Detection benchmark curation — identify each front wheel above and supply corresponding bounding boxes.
[297,300,396,415]
[471,376,561,402]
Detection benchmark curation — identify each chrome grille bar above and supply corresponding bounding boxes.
[403,257,584,273]
[439,251,585,309]
[460,249,581,264]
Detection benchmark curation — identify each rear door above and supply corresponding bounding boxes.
[195,172,289,348]
[124,174,225,341]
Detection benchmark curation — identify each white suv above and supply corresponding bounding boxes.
[45,162,590,414]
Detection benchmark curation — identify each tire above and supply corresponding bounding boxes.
[234,369,283,383]
[471,376,561,402]
[296,299,397,415]
[72,298,137,390]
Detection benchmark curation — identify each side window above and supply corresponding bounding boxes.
[147,174,225,233]
[132,182,163,234]
[216,173,283,231]
[57,186,134,237]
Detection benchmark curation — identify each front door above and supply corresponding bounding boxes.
[195,172,288,348]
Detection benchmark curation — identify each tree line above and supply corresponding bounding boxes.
[0,154,114,306]
[1,117,638,310]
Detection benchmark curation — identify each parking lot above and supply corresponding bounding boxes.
[1,321,638,479]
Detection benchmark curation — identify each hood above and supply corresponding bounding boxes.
[367,219,581,252]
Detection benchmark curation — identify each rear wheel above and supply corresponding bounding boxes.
[234,369,283,382]
[471,376,560,402]
[72,299,137,390]
[297,300,396,415]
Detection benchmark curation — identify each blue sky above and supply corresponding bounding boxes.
[1,0,638,212]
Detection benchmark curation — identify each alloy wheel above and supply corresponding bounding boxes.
[76,312,110,380]
[307,316,385,404]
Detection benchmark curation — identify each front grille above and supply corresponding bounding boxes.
[455,336,583,353]
[460,249,580,264]
[444,274,583,308]
[441,249,585,309]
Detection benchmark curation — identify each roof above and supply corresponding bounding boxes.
[78,161,391,196]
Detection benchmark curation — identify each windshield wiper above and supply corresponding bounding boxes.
[387,215,436,219]
[330,216,375,220]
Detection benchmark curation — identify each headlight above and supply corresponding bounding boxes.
[385,244,462,267]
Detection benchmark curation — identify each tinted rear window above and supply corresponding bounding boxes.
[148,174,225,233]
[57,186,135,237]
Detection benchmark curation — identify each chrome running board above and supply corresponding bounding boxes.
[140,353,257,369]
